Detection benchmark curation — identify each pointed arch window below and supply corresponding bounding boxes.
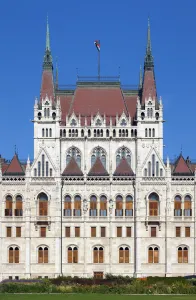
[148,161,151,176]
[42,128,45,137]
[74,195,81,216]
[66,147,81,167]
[49,128,52,137]
[156,162,159,177]
[46,129,48,137]
[9,246,19,263]
[184,195,192,216]
[93,247,104,263]
[38,161,41,176]
[68,246,78,263]
[149,193,159,216]
[46,162,49,177]
[148,246,159,263]
[91,147,106,168]
[152,128,155,137]
[38,246,48,263]
[42,154,45,177]
[145,128,148,137]
[119,247,129,263]
[152,154,155,176]
[115,195,123,216]
[174,195,182,216]
[90,195,97,216]
[15,195,23,216]
[125,195,133,216]
[5,195,13,216]
[38,193,48,216]
[64,195,72,216]
[178,246,188,263]
[116,147,131,167]
[100,195,107,216]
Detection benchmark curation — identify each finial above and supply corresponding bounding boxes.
[14,145,17,155]
[147,17,151,53]
[46,15,50,51]
[139,65,142,88]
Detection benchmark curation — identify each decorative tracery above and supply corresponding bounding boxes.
[91,147,106,167]
[116,147,131,167]
[66,147,81,167]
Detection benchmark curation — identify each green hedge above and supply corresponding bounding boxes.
[1,279,196,294]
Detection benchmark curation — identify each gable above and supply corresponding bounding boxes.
[142,147,165,177]
[31,147,57,177]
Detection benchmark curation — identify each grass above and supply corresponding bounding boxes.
[0,295,196,300]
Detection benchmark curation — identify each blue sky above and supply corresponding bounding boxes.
[0,0,196,161]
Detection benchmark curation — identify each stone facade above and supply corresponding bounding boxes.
[0,20,195,281]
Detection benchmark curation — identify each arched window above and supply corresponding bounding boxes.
[46,162,49,177]
[34,168,37,177]
[149,128,151,137]
[147,108,150,118]
[178,246,188,263]
[5,195,13,216]
[116,147,131,167]
[44,108,46,117]
[38,246,48,263]
[156,162,159,177]
[152,128,155,137]
[126,129,128,137]
[184,195,192,216]
[148,161,151,176]
[63,129,66,137]
[90,195,97,216]
[94,129,96,137]
[131,129,134,137]
[100,195,107,216]
[38,161,41,176]
[174,195,182,216]
[15,195,23,216]
[49,128,52,137]
[74,195,81,216]
[125,195,133,216]
[68,246,78,263]
[93,247,104,263]
[115,195,123,216]
[66,147,81,167]
[9,246,19,263]
[113,129,116,137]
[88,129,91,137]
[69,129,71,137]
[81,129,84,137]
[152,154,155,176]
[149,193,159,216]
[64,195,72,216]
[42,128,45,137]
[134,129,137,137]
[144,168,147,177]
[119,247,129,263]
[46,129,48,137]
[91,147,106,168]
[145,128,148,137]
[106,129,109,137]
[42,154,45,177]
[148,246,159,263]
[119,129,121,137]
[60,129,62,137]
[50,168,52,177]
[47,108,50,118]
[38,193,48,216]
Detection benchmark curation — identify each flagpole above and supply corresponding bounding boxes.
[98,43,100,80]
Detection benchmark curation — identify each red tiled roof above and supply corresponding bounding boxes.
[173,154,193,176]
[60,94,74,124]
[3,154,25,176]
[142,70,157,105]
[124,94,137,124]
[62,157,83,176]
[88,157,109,176]
[69,86,127,117]
[113,158,134,176]
[40,70,54,101]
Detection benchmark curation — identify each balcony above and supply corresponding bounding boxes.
[115,209,123,217]
[35,216,51,225]
[89,209,97,217]
[125,209,133,217]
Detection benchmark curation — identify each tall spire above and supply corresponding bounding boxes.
[46,15,50,51]
[43,16,53,70]
[144,17,154,70]
[139,65,142,88]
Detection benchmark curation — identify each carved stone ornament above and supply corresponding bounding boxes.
[83,199,88,213]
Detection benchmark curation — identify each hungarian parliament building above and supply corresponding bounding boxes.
[0,20,195,281]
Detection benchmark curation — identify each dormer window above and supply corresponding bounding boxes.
[70,119,77,126]
[120,119,127,126]
[95,119,102,126]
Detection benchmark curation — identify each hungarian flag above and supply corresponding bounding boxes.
[94,40,100,51]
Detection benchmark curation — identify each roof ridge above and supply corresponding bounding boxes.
[4,154,25,176]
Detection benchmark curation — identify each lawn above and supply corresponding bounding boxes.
[0,295,196,300]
